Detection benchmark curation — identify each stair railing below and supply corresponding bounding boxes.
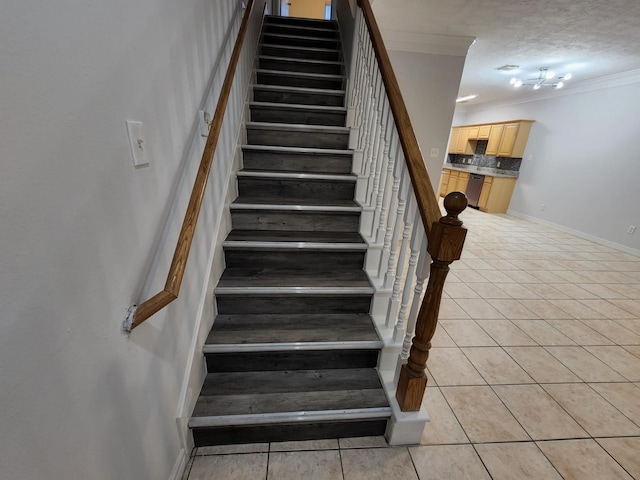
[350,0,468,411]
[123,0,258,332]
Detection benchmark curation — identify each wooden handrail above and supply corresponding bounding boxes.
[357,0,442,237]
[125,0,256,331]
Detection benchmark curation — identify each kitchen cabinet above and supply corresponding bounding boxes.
[486,124,504,156]
[449,120,533,157]
[440,168,517,214]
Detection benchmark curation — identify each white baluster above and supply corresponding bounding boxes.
[376,129,399,279]
[369,97,392,240]
[395,212,425,343]
[400,232,430,359]
[386,186,416,328]
[384,158,409,290]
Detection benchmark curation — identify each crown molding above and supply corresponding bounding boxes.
[464,68,640,112]
[381,29,476,56]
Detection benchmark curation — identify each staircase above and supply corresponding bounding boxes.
[188,15,391,446]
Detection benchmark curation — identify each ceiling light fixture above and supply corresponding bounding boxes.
[510,67,572,90]
[456,94,478,103]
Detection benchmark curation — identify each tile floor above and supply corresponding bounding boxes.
[183,208,640,479]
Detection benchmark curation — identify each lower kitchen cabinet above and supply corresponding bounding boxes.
[439,168,517,214]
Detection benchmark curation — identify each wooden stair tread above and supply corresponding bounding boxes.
[216,268,371,289]
[231,196,360,208]
[207,313,379,345]
[224,230,365,244]
[192,368,387,417]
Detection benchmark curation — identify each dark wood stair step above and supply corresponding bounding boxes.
[261,33,340,50]
[215,268,372,291]
[224,229,365,245]
[246,121,350,149]
[259,56,343,75]
[256,69,344,90]
[206,313,380,346]
[263,23,340,39]
[261,43,341,61]
[242,145,352,173]
[252,84,345,106]
[249,101,346,126]
[216,294,373,315]
[236,171,355,200]
[264,15,338,30]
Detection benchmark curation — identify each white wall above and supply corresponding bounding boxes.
[0,1,264,478]
[389,51,467,194]
[459,76,640,253]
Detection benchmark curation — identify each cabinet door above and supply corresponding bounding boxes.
[497,123,519,157]
[446,171,459,194]
[478,125,491,139]
[439,170,450,197]
[486,124,504,155]
[448,128,460,153]
[478,177,493,210]
[456,172,470,194]
[455,127,470,153]
[468,126,479,139]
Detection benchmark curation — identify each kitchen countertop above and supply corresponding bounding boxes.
[443,163,519,178]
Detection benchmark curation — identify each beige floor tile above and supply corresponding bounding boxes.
[483,259,519,270]
[440,320,497,347]
[467,282,512,299]
[607,284,640,299]
[537,439,633,480]
[522,282,570,298]
[545,346,627,382]
[548,283,599,299]
[494,283,540,299]
[576,283,628,299]
[517,299,574,319]
[547,299,602,319]
[504,346,581,383]
[462,347,534,384]
[580,319,640,344]
[579,299,638,319]
[341,447,418,480]
[338,436,387,449]
[454,270,491,283]
[438,298,471,319]
[542,384,640,437]
[545,319,614,345]
[443,282,480,299]
[188,453,268,480]
[425,348,486,386]
[610,299,640,316]
[588,383,640,424]
[597,437,640,479]
[430,324,456,347]
[511,320,575,345]
[441,386,529,443]
[623,345,640,358]
[503,270,542,283]
[196,443,269,455]
[409,445,490,480]
[476,319,537,346]
[460,258,494,270]
[583,345,640,381]
[526,270,571,284]
[267,450,342,480]
[493,384,588,440]
[270,439,338,452]
[550,270,595,284]
[475,442,562,480]
[614,318,640,335]
[420,387,468,445]
[455,299,505,319]
[486,299,540,319]
[477,269,516,283]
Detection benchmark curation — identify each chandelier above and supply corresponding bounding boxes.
[510,67,572,90]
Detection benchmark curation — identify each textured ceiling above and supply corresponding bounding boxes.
[372,0,640,105]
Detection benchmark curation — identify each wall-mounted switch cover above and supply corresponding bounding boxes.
[199,111,211,138]
[430,148,440,158]
[126,120,148,167]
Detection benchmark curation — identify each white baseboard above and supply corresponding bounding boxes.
[507,210,640,258]
[168,448,189,480]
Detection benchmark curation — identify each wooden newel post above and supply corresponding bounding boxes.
[395,192,468,411]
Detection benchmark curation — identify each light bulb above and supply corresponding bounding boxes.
[563,73,572,81]
[545,70,555,80]
[555,81,564,89]
[514,79,523,88]
[533,84,541,90]
[510,77,517,85]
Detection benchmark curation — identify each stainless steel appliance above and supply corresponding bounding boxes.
[466,173,485,209]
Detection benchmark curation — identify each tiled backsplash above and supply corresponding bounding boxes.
[447,140,522,172]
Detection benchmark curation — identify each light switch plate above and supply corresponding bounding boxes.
[430,148,440,158]
[126,120,148,167]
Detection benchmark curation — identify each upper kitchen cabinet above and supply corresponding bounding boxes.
[450,120,534,158]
